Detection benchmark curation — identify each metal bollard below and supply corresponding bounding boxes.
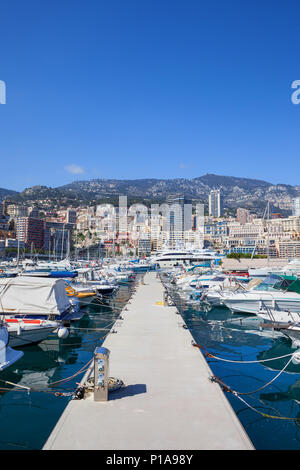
[93,346,110,401]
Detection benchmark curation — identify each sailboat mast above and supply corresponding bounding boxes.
[61,224,65,260]
[16,219,20,266]
[267,201,270,266]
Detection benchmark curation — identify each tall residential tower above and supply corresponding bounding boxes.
[208,189,223,218]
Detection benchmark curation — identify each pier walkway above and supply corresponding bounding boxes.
[43,272,254,450]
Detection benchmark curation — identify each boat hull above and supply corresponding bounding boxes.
[223,293,300,315]
[256,309,300,324]
[8,325,58,347]
[282,328,300,346]
[94,286,116,296]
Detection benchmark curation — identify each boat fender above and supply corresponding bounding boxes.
[292,350,300,365]
[57,327,69,339]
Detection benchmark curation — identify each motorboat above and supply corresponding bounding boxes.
[221,274,300,315]
[247,266,280,278]
[20,270,78,278]
[248,260,300,279]
[103,266,136,284]
[202,278,261,306]
[5,318,69,347]
[65,284,97,308]
[74,268,118,296]
[0,276,80,322]
[280,259,300,276]
[255,304,300,324]
[151,248,222,269]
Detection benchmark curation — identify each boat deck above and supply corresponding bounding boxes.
[43,272,254,450]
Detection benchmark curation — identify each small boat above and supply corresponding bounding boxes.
[92,284,117,296]
[21,270,78,278]
[0,276,80,322]
[4,318,69,347]
[221,274,300,315]
[255,305,300,324]
[0,320,24,370]
[74,268,118,296]
[65,285,97,308]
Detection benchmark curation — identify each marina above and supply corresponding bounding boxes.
[1,254,300,449]
[43,271,253,450]
[2,0,300,455]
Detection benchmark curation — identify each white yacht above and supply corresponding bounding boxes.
[151,248,222,269]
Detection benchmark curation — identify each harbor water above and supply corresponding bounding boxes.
[0,282,136,450]
[174,292,300,450]
[1,275,300,450]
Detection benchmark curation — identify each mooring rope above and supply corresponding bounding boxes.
[210,354,294,396]
[191,341,297,364]
[235,393,300,421]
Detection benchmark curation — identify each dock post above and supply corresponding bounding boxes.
[163,290,168,306]
[93,347,110,402]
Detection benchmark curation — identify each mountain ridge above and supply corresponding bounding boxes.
[1,174,299,215]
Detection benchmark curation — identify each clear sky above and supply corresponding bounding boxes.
[1,0,300,191]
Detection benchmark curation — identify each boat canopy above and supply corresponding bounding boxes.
[275,275,300,295]
[253,274,300,294]
[0,276,71,315]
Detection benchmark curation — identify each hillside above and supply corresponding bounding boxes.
[0,187,19,200]
[2,174,299,215]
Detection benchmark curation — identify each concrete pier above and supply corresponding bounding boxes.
[43,272,254,450]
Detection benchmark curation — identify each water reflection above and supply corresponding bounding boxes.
[261,378,300,404]
[3,276,300,450]
[257,337,300,374]
[0,281,136,450]
[172,293,300,449]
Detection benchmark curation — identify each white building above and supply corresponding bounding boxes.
[277,240,300,258]
[292,198,300,217]
[209,190,223,218]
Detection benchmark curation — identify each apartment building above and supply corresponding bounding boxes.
[7,204,28,218]
[277,241,300,258]
[209,190,223,218]
[236,208,252,224]
[16,217,45,250]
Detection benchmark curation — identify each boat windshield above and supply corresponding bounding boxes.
[210,276,226,282]
[253,274,300,294]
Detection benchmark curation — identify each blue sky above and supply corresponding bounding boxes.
[1,0,300,191]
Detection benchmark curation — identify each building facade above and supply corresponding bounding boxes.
[292,198,300,217]
[166,194,192,247]
[209,190,223,218]
[16,217,45,250]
